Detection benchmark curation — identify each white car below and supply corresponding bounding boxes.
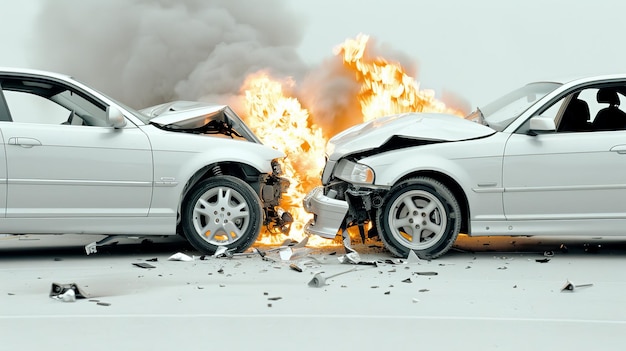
[304,74,626,258]
[0,67,291,254]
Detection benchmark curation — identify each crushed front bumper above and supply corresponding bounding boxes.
[302,186,349,239]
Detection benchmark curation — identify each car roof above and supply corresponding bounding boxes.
[0,67,75,80]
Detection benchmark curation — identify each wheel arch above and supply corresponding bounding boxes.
[395,170,470,235]
[181,161,263,206]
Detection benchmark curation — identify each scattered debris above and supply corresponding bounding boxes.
[337,251,377,265]
[289,263,303,272]
[401,278,412,283]
[406,250,421,263]
[561,280,594,292]
[217,268,224,274]
[308,267,357,288]
[371,286,379,289]
[559,244,569,253]
[146,258,158,262]
[133,262,156,269]
[168,252,194,261]
[418,289,429,292]
[413,271,438,276]
[267,297,282,301]
[412,298,420,303]
[535,258,550,263]
[384,291,391,295]
[50,283,90,302]
[543,251,554,257]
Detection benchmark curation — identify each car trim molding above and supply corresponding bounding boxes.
[8,179,152,187]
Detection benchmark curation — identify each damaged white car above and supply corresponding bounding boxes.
[0,68,291,254]
[304,74,626,258]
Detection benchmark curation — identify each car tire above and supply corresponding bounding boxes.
[376,176,461,259]
[181,175,263,255]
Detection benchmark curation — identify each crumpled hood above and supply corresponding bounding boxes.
[327,112,495,161]
[140,101,261,143]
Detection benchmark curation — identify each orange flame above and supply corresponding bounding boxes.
[242,34,464,246]
[241,73,329,245]
[335,34,464,121]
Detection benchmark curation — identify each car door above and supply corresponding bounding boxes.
[0,78,153,222]
[502,86,626,222]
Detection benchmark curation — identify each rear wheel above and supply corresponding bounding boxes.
[181,176,263,254]
[376,177,461,259]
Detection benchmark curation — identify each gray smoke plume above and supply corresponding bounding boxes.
[31,0,309,109]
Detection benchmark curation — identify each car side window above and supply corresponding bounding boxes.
[3,90,69,124]
[0,78,108,126]
[557,86,626,132]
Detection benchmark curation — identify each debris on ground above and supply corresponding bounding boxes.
[561,280,594,292]
[308,267,357,288]
[133,262,156,269]
[535,258,550,263]
[168,252,194,261]
[406,250,421,263]
[413,271,438,276]
[289,263,303,272]
[50,282,90,302]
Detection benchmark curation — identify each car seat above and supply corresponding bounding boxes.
[592,88,626,131]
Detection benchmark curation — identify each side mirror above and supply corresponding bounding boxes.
[528,116,555,135]
[107,106,127,129]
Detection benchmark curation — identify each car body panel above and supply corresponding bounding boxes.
[327,112,495,162]
[304,73,626,251]
[0,67,288,243]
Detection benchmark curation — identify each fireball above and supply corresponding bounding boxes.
[242,34,463,246]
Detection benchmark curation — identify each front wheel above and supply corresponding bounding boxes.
[376,177,461,259]
[181,176,263,254]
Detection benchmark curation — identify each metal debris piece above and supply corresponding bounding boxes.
[50,283,90,302]
[338,251,360,264]
[544,251,554,257]
[535,258,550,263]
[267,297,282,301]
[561,280,594,292]
[97,302,111,306]
[406,250,421,263]
[308,267,357,288]
[146,258,158,262]
[418,289,429,292]
[133,262,156,269]
[168,252,194,261]
[217,268,224,274]
[402,278,412,283]
[384,291,391,295]
[413,271,438,276]
[253,248,266,258]
[289,263,303,272]
[279,247,293,260]
[559,244,569,253]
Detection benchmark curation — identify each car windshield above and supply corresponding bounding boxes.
[467,82,561,131]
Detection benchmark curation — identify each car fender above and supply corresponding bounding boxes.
[360,133,508,223]
[144,126,284,213]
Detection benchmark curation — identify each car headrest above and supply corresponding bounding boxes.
[597,89,620,106]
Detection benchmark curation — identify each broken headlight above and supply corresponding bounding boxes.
[333,159,375,185]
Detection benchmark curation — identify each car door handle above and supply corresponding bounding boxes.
[8,137,42,148]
